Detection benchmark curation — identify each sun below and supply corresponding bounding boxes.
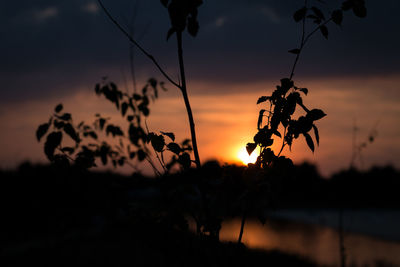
[237,147,258,165]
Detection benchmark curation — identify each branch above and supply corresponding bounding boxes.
[176,31,201,168]
[97,0,181,89]
[289,0,333,80]
[289,0,308,80]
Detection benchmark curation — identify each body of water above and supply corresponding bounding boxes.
[219,210,400,267]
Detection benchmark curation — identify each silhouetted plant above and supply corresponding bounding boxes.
[337,118,378,267]
[350,119,379,170]
[35,0,369,248]
[96,0,203,169]
[240,0,367,244]
[36,77,193,176]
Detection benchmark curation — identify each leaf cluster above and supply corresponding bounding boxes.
[161,0,203,39]
[37,78,192,173]
[247,78,326,169]
[291,0,366,41]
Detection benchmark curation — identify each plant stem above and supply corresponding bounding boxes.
[238,209,247,244]
[289,0,307,80]
[176,31,201,168]
[277,127,287,157]
[339,208,346,267]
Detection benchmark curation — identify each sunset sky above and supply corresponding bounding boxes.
[1,0,399,176]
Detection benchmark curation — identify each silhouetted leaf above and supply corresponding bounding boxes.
[161,0,169,8]
[288,49,300,54]
[87,131,98,140]
[150,134,165,152]
[254,129,273,147]
[53,120,65,129]
[129,152,136,159]
[118,157,125,166]
[273,130,282,138]
[64,123,80,143]
[332,10,343,25]
[312,124,320,145]
[299,88,308,95]
[307,109,327,121]
[257,109,266,129]
[286,92,300,115]
[187,15,199,37]
[137,149,146,161]
[148,78,157,89]
[36,123,49,142]
[246,143,257,155]
[320,25,328,39]
[110,82,118,92]
[95,84,101,94]
[61,147,75,154]
[311,7,325,20]
[294,7,307,22]
[281,78,294,90]
[99,118,106,130]
[75,148,96,168]
[161,131,175,141]
[127,115,134,122]
[181,139,192,151]
[304,132,315,152]
[121,102,128,117]
[58,113,72,121]
[54,104,63,113]
[298,116,313,133]
[353,5,366,18]
[257,96,270,104]
[100,145,108,165]
[106,125,124,137]
[167,142,181,155]
[160,81,168,91]
[178,152,191,170]
[44,132,62,160]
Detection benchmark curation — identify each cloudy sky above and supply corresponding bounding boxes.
[1,0,399,176]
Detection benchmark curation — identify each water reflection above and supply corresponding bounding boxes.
[219,218,400,267]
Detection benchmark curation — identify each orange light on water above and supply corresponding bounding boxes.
[237,147,258,165]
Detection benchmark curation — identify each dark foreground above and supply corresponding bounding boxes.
[1,161,399,266]
[1,217,317,267]
[0,162,320,266]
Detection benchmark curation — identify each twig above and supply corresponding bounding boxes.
[97,0,181,89]
[289,0,333,80]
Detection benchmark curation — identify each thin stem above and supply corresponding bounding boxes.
[277,127,287,157]
[289,0,308,80]
[289,0,333,80]
[97,0,181,89]
[176,31,201,168]
[304,18,333,45]
[339,209,346,267]
[145,153,163,177]
[238,208,247,244]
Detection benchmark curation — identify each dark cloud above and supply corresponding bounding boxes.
[1,0,399,102]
